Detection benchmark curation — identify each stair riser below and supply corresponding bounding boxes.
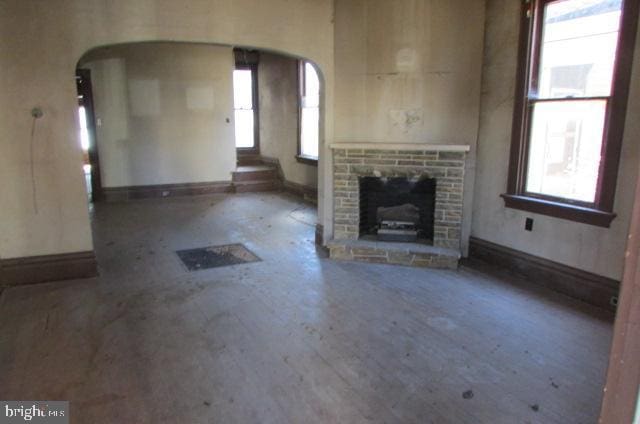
[237,159,264,167]
[232,170,277,182]
[237,156,263,166]
[234,181,280,193]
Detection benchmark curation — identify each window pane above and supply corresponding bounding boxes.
[537,0,622,99]
[525,100,606,203]
[234,109,254,148]
[304,63,320,108]
[233,70,253,109]
[300,107,319,158]
[233,69,254,148]
[78,106,89,151]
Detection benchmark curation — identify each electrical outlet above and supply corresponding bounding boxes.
[525,217,533,231]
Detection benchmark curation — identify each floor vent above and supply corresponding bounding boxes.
[177,244,261,270]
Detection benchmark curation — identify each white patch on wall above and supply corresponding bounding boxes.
[389,109,423,133]
[186,85,215,111]
[128,79,161,116]
[396,48,417,72]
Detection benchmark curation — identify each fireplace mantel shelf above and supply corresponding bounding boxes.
[329,143,470,152]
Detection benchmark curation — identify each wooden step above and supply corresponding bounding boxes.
[231,164,280,193]
[232,165,278,183]
[233,180,281,193]
[237,155,264,167]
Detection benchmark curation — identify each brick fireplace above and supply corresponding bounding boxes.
[328,144,469,269]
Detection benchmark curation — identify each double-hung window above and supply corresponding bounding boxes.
[297,61,320,164]
[502,0,638,227]
[233,66,258,152]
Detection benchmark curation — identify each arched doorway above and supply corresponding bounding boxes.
[75,41,325,269]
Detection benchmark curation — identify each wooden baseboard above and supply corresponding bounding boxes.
[467,236,619,311]
[258,155,318,203]
[315,224,324,246]
[282,180,318,203]
[258,156,286,180]
[1,251,98,286]
[102,181,234,202]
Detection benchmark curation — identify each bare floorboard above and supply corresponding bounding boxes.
[0,193,612,423]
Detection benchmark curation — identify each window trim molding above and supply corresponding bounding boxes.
[503,0,639,228]
[295,154,319,166]
[296,60,319,165]
[501,194,616,227]
[76,68,103,202]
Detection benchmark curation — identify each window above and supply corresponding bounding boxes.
[78,106,90,152]
[233,67,258,150]
[297,61,320,164]
[78,106,92,198]
[502,0,638,227]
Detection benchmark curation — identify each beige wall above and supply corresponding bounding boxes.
[471,0,640,280]
[334,0,485,145]
[0,0,333,260]
[5,0,631,280]
[333,0,486,251]
[258,53,318,189]
[82,43,236,187]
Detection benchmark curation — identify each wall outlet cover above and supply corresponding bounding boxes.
[525,217,533,231]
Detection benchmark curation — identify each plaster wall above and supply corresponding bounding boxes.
[0,0,333,260]
[258,53,318,190]
[82,43,236,187]
[472,0,640,280]
[333,0,486,252]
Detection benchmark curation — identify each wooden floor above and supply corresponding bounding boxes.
[0,193,613,423]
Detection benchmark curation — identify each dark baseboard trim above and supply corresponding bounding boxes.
[315,224,324,246]
[102,181,234,202]
[259,156,318,203]
[1,251,98,286]
[466,236,620,311]
[259,156,286,180]
[282,180,318,204]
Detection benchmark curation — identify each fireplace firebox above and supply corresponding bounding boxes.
[330,146,467,268]
[359,176,436,243]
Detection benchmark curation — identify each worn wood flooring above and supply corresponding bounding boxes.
[0,193,613,423]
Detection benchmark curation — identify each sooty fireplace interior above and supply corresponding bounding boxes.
[359,176,436,243]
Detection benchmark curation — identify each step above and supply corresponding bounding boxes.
[237,155,264,167]
[232,165,278,182]
[233,179,281,193]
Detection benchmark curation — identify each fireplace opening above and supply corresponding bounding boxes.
[359,176,436,243]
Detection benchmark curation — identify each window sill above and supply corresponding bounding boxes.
[500,194,616,228]
[237,147,259,155]
[295,155,318,166]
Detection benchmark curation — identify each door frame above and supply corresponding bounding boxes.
[599,161,640,422]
